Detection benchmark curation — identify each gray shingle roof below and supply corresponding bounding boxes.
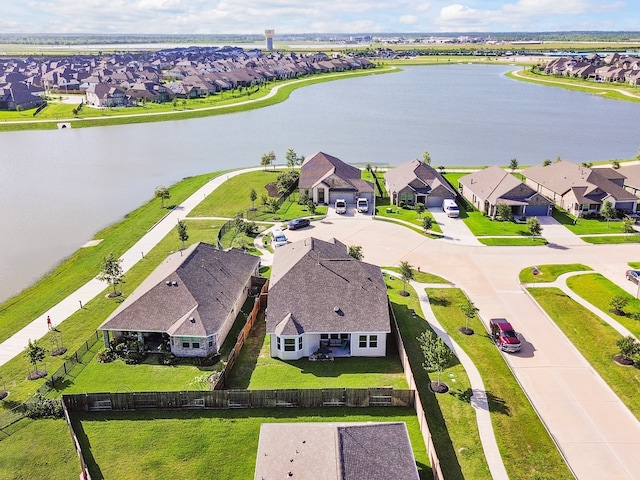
[384,158,456,197]
[267,237,390,335]
[459,165,547,205]
[99,243,259,337]
[299,152,373,194]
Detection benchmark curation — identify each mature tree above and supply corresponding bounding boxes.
[601,200,616,227]
[422,150,431,165]
[25,339,46,376]
[154,186,170,209]
[497,203,513,223]
[249,188,258,210]
[543,158,552,166]
[417,330,453,392]
[348,245,364,260]
[98,253,124,296]
[508,158,519,173]
[422,216,433,232]
[285,148,298,169]
[610,295,629,315]
[399,261,414,296]
[527,216,542,240]
[276,170,300,195]
[260,151,276,170]
[612,160,621,170]
[177,220,189,250]
[415,202,425,218]
[459,299,479,334]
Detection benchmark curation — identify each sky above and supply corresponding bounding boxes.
[1,0,638,35]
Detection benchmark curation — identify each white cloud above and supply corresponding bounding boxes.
[400,15,420,25]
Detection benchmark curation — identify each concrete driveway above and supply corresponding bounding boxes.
[287,216,640,480]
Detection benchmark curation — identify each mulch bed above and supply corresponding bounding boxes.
[26,370,47,381]
[265,183,279,197]
[0,391,8,401]
[428,381,449,394]
[51,347,68,356]
[612,354,635,366]
[459,327,474,335]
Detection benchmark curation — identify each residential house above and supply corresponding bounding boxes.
[254,422,419,480]
[0,82,44,111]
[384,158,456,207]
[266,237,390,360]
[524,160,638,216]
[619,164,640,197]
[299,152,374,206]
[85,83,129,107]
[98,243,261,358]
[459,166,552,217]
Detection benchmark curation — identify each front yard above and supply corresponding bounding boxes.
[374,197,442,233]
[552,207,635,235]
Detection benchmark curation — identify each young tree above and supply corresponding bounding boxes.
[612,160,621,170]
[285,148,298,169]
[306,199,316,215]
[623,218,636,233]
[260,151,276,170]
[497,203,513,223]
[616,336,640,363]
[177,220,189,250]
[399,260,414,296]
[25,339,47,377]
[527,216,542,240]
[417,330,453,392]
[154,186,170,209]
[249,188,258,210]
[610,295,629,315]
[422,150,431,165]
[98,253,124,296]
[348,245,364,260]
[422,216,433,232]
[260,193,269,208]
[459,299,479,335]
[509,158,519,173]
[543,158,552,166]
[415,202,425,218]
[266,197,280,214]
[601,200,616,227]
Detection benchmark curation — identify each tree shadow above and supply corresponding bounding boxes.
[448,387,511,416]
[428,295,450,307]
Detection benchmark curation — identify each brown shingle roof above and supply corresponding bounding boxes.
[384,158,456,197]
[299,152,373,194]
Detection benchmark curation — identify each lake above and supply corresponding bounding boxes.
[1,64,639,302]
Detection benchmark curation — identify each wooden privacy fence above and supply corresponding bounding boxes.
[61,398,91,480]
[389,303,445,480]
[62,388,414,412]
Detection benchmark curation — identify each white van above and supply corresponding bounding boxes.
[443,199,460,218]
[271,228,288,247]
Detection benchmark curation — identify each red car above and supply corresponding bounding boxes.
[489,318,521,353]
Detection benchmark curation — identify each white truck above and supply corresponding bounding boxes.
[356,197,369,213]
[442,198,460,218]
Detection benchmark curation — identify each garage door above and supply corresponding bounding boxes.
[525,205,549,216]
[426,196,445,208]
[329,190,356,205]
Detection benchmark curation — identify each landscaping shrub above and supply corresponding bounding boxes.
[97,348,116,364]
[158,353,177,366]
[25,396,63,419]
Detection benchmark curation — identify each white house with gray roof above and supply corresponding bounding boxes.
[266,237,390,360]
[98,242,260,357]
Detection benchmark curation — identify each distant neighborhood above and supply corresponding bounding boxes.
[0,46,374,111]
[542,52,640,85]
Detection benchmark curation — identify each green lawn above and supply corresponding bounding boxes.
[528,287,640,420]
[551,207,631,235]
[374,197,442,233]
[565,273,640,337]
[72,408,431,480]
[0,419,79,480]
[383,267,451,284]
[581,235,640,244]
[189,169,327,221]
[361,169,388,197]
[388,282,489,480]
[479,237,548,246]
[518,263,592,283]
[425,288,573,480]
[461,211,537,236]
[0,219,227,408]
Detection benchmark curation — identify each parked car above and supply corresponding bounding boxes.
[626,270,640,284]
[489,318,521,353]
[270,228,288,247]
[335,199,347,214]
[287,218,310,230]
[356,197,369,213]
[442,198,460,218]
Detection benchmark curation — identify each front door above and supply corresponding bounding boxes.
[318,189,325,204]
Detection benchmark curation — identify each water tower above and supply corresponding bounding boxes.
[264,29,275,51]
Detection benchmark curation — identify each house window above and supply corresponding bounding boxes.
[208,340,213,348]
[182,342,189,348]
[192,342,200,349]
[369,335,378,348]
[359,335,367,348]
[320,334,329,340]
[298,337,303,350]
[284,339,295,352]
[277,337,281,350]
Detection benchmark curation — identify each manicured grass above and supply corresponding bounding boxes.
[629,262,640,269]
[383,267,451,284]
[479,237,548,246]
[189,169,327,221]
[229,323,407,390]
[551,207,631,235]
[72,407,431,480]
[0,419,79,480]
[0,219,225,408]
[219,224,267,254]
[565,273,640,337]
[581,235,640,244]
[0,172,225,346]
[425,288,573,480]
[518,263,592,283]
[528,288,640,420]
[387,281,489,480]
[461,211,536,236]
[361,169,389,197]
[374,197,442,232]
